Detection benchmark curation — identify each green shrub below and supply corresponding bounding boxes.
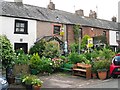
[29,53,41,72]
[39,57,53,73]
[29,39,46,57]
[69,43,79,53]
[68,52,82,64]
[15,49,31,65]
[42,41,60,58]
[0,35,15,68]
[93,60,110,71]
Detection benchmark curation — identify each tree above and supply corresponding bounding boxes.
[0,35,15,68]
[81,35,90,50]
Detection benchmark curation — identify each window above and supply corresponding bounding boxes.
[14,20,28,34]
[116,32,120,40]
[53,25,61,35]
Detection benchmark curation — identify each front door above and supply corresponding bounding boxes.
[14,43,28,53]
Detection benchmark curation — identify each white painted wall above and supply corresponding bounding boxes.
[118,1,120,22]
[109,30,118,46]
[0,17,2,34]
[0,16,37,51]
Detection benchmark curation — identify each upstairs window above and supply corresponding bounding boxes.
[53,25,61,35]
[14,20,28,34]
[116,32,120,41]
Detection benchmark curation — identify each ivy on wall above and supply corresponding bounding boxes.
[73,24,81,43]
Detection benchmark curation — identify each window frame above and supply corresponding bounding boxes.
[116,32,120,41]
[14,20,28,34]
[53,25,61,35]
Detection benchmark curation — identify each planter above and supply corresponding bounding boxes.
[7,76,15,84]
[92,73,97,79]
[97,71,107,80]
[32,85,41,90]
[15,77,21,84]
[13,64,30,76]
[107,70,111,79]
[25,84,33,90]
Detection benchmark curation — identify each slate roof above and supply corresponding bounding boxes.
[0,1,119,30]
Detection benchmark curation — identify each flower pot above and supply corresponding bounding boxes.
[15,77,21,84]
[32,85,41,90]
[92,73,97,79]
[98,71,107,80]
[7,76,15,84]
[107,70,111,79]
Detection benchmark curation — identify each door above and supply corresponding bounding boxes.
[14,43,28,53]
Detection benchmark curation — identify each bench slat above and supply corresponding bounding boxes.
[73,68,86,72]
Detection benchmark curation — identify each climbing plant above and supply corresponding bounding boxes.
[73,24,81,43]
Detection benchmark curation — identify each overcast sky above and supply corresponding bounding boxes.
[4,0,120,21]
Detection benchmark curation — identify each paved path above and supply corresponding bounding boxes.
[39,72,119,88]
[9,72,119,89]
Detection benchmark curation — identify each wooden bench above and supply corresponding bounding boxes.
[72,63,91,79]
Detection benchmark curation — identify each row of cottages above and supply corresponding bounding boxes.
[0,0,120,53]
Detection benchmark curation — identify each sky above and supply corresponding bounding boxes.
[4,0,120,21]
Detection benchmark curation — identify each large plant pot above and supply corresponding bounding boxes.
[7,76,15,84]
[32,85,41,90]
[98,71,107,80]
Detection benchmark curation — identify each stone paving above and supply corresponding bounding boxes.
[39,72,114,88]
[9,72,117,89]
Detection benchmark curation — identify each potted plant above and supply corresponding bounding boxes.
[91,64,97,79]
[22,75,36,90]
[95,60,108,80]
[32,79,43,90]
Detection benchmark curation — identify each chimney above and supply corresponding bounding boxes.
[47,1,55,10]
[75,9,84,16]
[112,16,117,22]
[89,10,97,19]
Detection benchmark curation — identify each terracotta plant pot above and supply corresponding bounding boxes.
[92,73,97,79]
[98,71,107,80]
[32,85,41,90]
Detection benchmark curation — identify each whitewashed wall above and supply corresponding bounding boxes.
[0,16,37,51]
[0,17,2,34]
[118,1,120,22]
[109,30,118,46]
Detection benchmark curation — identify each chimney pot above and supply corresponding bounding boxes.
[89,10,97,19]
[112,16,117,22]
[75,9,84,16]
[14,0,23,3]
[47,1,55,10]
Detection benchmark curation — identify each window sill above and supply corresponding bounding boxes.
[14,32,28,34]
